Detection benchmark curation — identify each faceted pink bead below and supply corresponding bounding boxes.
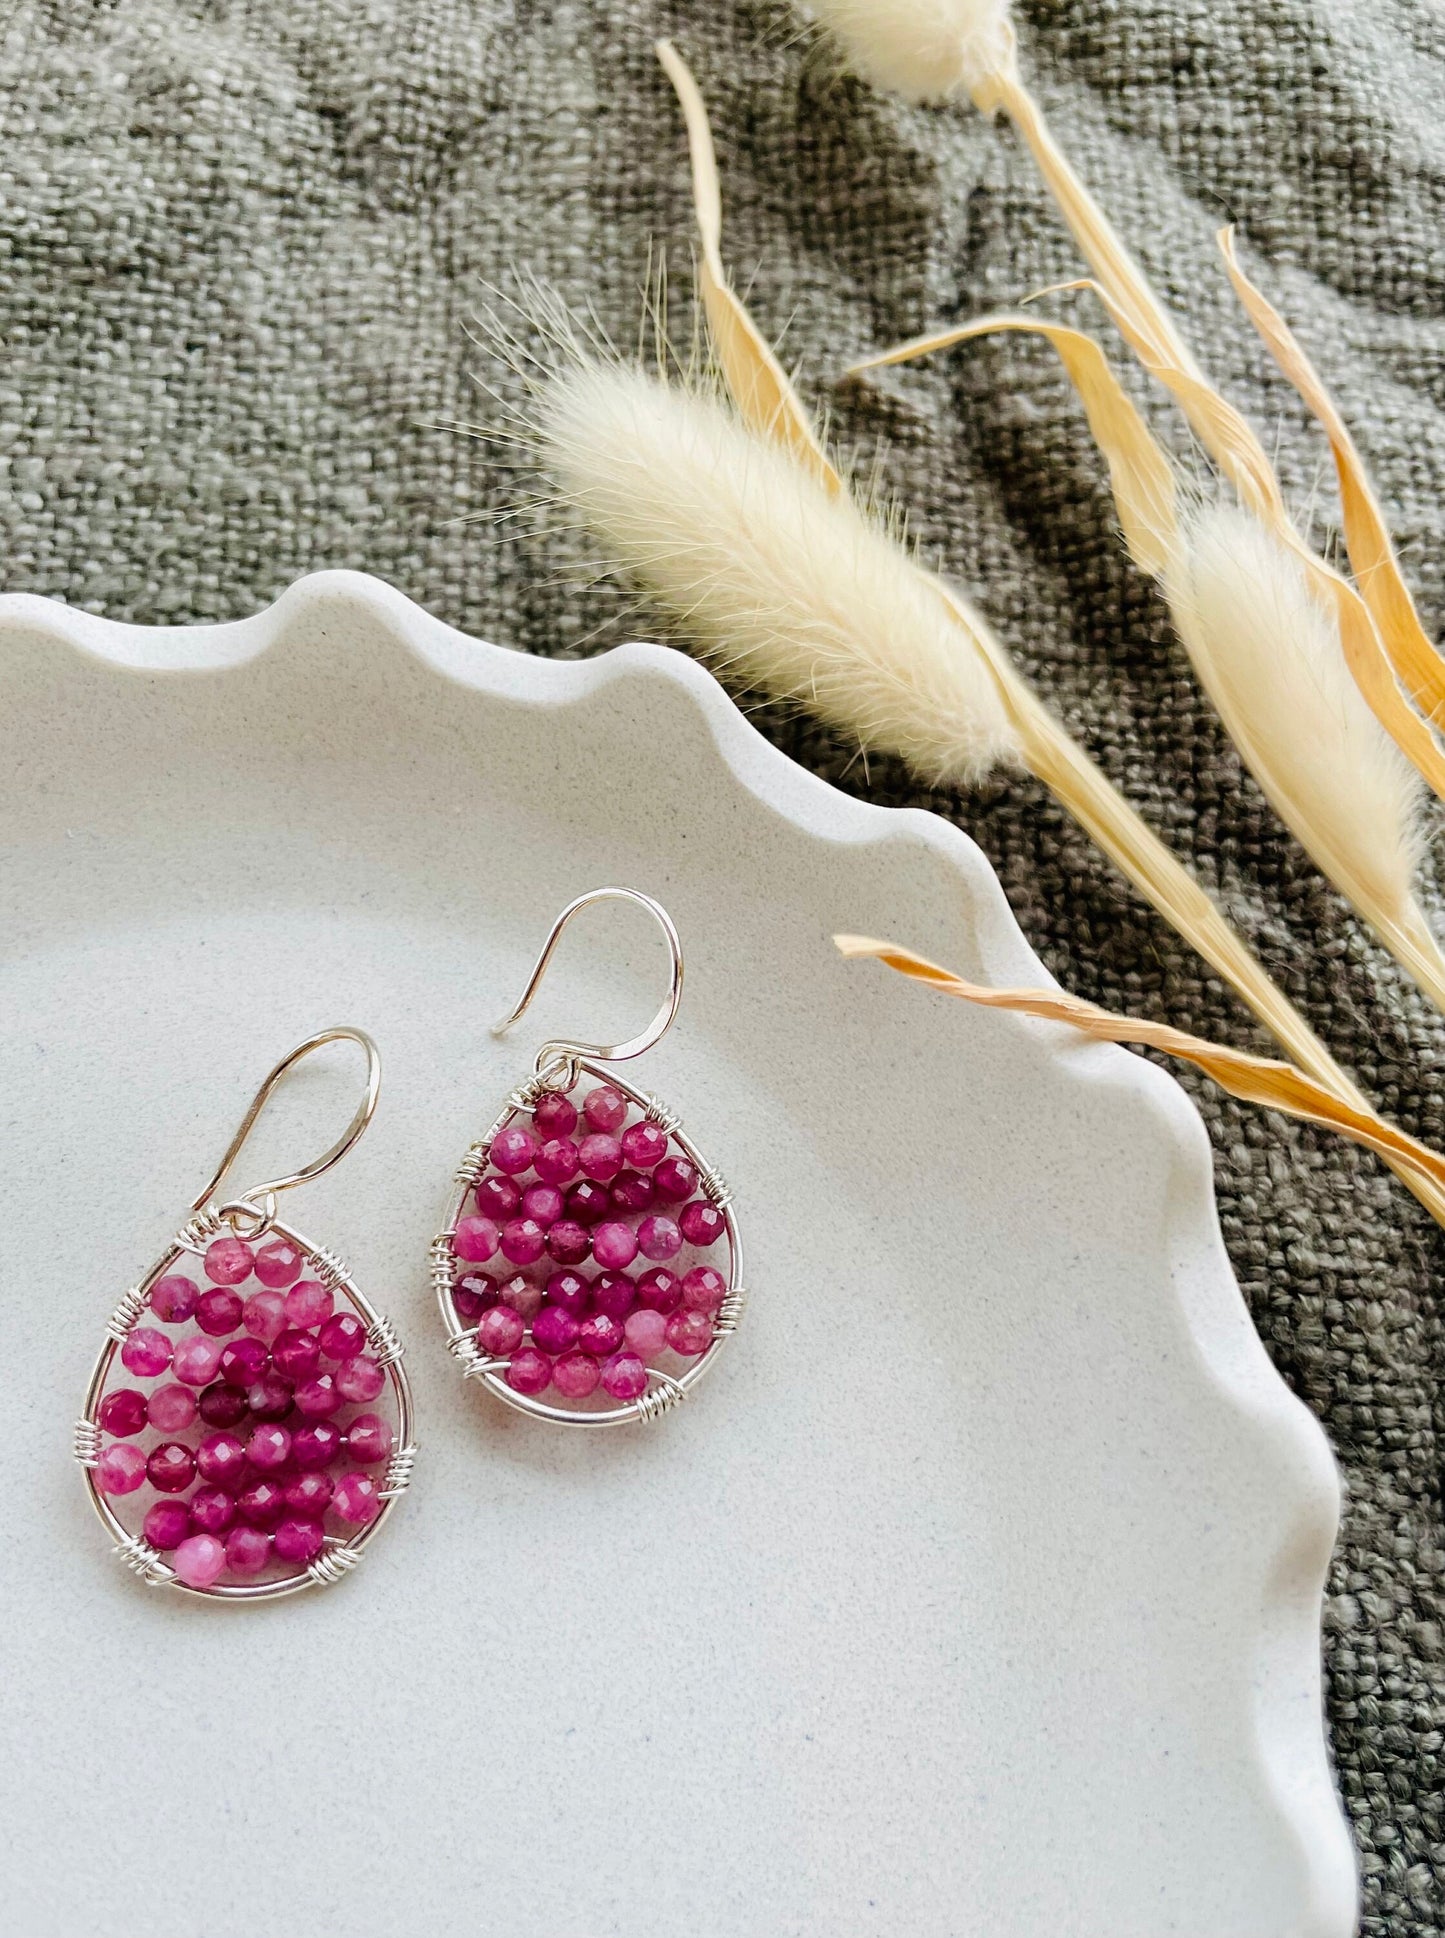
[552,1351,601,1399]
[546,1270,591,1317]
[501,1217,546,1266]
[150,1275,199,1324]
[284,1279,333,1329]
[292,1421,343,1469]
[285,1470,333,1515]
[188,1485,235,1535]
[452,1273,498,1324]
[477,1305,525,1356]
[635,1268,681,1315]
[546,1219,590,1266]
[496,1274,543,1321]
[609,1169,654,1213]
[242,1289,288,1343]
[621,1120,669,1169]
[319,1312,367,1361]
[254,1239,304,1289]
[476,1173,522,1221]
[219,1337,268,1388]
[522,1182,565,1228]
[666,1309,713,1357]
[681,1265,727,1313]
[600,1351,647,1401]
[578,1133,623,1182]
[273,1516,325,1565]
[624,1308,669,1359]
[583,1086,628,1133]
[148,1383,198,1433]
[196,1431,247,1489]
[490,1124,539,1175]
[143,1500,192,1551]
[346,1414,393,1464]
[121,1325,172,1377]
[637,1215,682,1262]
[147,1441,196,1493]
[534,1137,581,1186]
[532,1305,580,1355]
[246,1423,292,1471]
[237,1478,287,1529]
[173,1334,224,1387]
[225,1525,271,1575]
[591,1271,636,1321]
[174,1533,226,1589]
[272,1327,321,1381]
[96,1442,147,1495]
[332,1471,382,1527]
[505,1347,552,1395]
[245,1373,294,1422]
[565,1179,611,1225]
[454,1215,501,1264]
[591,1221,638,1271]
[653,1155,699,1204]
[199,1380,248,1428]
[195,1287,243,1337]
[204,1236,255,1285]
[532,1090,579,1136]
[680,1200,726,1248]
[294,1374,342,1418]
[98,1388,149,1437]
[335,1354,385,1404]
[578,1311,624,1358]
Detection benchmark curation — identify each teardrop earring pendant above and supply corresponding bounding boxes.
[75,1028,415,1598]
[435,890,745,1424]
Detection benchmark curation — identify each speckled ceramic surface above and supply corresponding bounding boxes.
[0,572,1356,1938]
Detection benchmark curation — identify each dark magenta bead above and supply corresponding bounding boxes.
[680,1200,726,1248]
[653,1156,698,1204]
[147,1441,196,1493]
[318,1312,367,1361]
[293,1373,342,1418]
[194,1287,244,1337]
[237,1478,287,1529]
[453,1273,499,1324]
[532,1305,580,1355]
[273,1516,326,1565]
[545,1270,592,1318]
[532,1090,578,1136]
[245,1372,294,1422]
[621,1120,669,1169]
[149,1274,199,1324]
[522,1181,565,1227]
[188,1485,235,1535]
[284,1470,334,1515]
[98,1388,149,1437]
[546,1219,591,1266]
[195,1431,248,1489]
[143,1500,193,1550]
[292,1421,343,1470]
[591,1271,637,1322]
[219,1337,269,1388]
[609,1169,654,1213]
[577,1311,625,1358]
[225,1525,271,1574]
[198,1380,250,1429]
[635,1268,681,1315]
[475,1174,521,1221]
[272,1328,321,1382]
[565,1179,611,1226]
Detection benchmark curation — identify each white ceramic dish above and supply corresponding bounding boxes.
[0,572,1357,1938]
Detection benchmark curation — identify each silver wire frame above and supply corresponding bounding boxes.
[75,1206,416,1601]
[434,1058,745,1426]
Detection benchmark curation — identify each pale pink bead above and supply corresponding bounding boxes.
[532,1090,578,1136]
[532,1304,580,1355]
[335,1354,385,1403]
[454,1215,500,1263]
[173,1533,226,1588]
[600,1351,648,1401]
[96,1442,147,1495]
[534,1137,581,1186]
[273,1516,325,1565]
[477,1305,525,1356]
[505,1346,551,1395]
[332,1471,382,1527]
[552,1351,601,1399]
[254,1239,304,1289]
[149,1274,199,1323]
[583,1086,627,1133]
[246,1423,292,1471]
[500,1217,546,1266]
[225,1525,271,1575]
[666,1309,713,1357]
[147,1383,198,1432]
[120,1325,172,1377]
[653,1155,698,1204]
[284,1278,333,1329]
[637,1214,682,1262]
[577,1311,624,1358]
[592,1221,638,1270]
[490,1123,539,1175]
[172,1333,224,1387]
[204,1236,255,1285]
[624,1308,668,1358]
[681,1265,727,1313]
[578,1133,623,1182]
[496,1273,544,1321]
[621,1120,669,1169]
[680,1200,727,1248]
[346,1414,393,1464]
[242,1289,287,1343]
[522,1182,564,1227]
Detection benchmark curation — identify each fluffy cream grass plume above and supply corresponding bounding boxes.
[540,362,1020,784]
[804,0,1013,104]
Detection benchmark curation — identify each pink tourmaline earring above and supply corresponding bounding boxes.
[75,1029,415,1598]
[434,889,745,1424]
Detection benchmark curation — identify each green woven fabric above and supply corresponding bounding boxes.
[3,0,1442,1924]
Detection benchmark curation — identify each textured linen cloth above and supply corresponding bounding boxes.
[3,0,1442,1925]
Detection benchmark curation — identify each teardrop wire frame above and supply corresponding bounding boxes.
[434,1057,745,1426]
[76,1208,416,1600]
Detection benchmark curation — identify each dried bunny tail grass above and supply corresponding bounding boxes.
[539,360,1023,783]
[1166,506,1445,1010]
[803,0,1013,102]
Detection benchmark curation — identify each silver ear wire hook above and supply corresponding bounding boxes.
[191,1026,382,1221]
[491,888,684,1082]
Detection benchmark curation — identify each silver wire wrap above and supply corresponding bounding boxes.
[72,1419,101,1467]
[104,1286,149,1343]
[379,1444,417,1498]
[112,1533,176,1587]
[307,1544,362,1587]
